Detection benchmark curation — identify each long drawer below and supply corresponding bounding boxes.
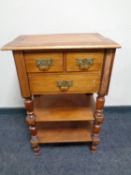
[28,73,101,94]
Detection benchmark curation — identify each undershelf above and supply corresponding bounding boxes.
[37,121,93,143]
[34,94,95,122]
[33,94,94,144]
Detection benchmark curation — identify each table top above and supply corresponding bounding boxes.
[2,33,121,51]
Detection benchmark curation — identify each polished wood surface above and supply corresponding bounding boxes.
[13,51,30,97]
[28,73,101,94]
[91,95,105,152]
[34,94,95,122]
[24,51,63,73]
[2,33,121,50]
[37,121,93,143]
[66,50,104,72]
[24,97,40,153]
[2,33,121,153]
[99,49,116,95]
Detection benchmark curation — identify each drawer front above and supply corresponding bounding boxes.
[29,74,101,94]
[66,51,104,72]
[24,51,63,73]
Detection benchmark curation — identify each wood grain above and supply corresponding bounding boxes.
[2,33,121,50]
[91,96,105,152]
[13,51,31,97]
[99,49,116,95]
[24,51,63,73]
[37,121,93,143]
[34,94,95,122]
[66,50,104,72]
[28,73,101,94]
[24,97,40,153]
[1,33,121,153]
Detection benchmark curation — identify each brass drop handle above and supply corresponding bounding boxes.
[76,58,94,70]
[56,80,73,91]
[36,59,53,71]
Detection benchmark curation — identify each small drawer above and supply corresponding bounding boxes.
[24,51,63,73]
[66,50,104,72]
[28,73,101,94]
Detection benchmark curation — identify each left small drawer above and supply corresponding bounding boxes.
[24,51,63,73]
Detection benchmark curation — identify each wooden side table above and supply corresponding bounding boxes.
[2,33,121,153]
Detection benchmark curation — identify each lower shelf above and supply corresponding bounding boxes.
[37,121,93,143]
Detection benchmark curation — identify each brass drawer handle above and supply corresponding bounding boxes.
[76,58,94,70]
[36,59,53,71]
[56,80,73,91]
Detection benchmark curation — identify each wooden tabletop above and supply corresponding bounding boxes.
[2,33,121,51]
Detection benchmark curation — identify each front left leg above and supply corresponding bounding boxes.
[24,97,40,153]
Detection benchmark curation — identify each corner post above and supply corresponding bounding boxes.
[24,97,40,153]
[91,49,116,152]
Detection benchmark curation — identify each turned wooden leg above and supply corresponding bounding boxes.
[24,97,40,153]
[91,95,105,152]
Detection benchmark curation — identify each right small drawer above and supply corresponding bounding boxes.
[66,50,104,72]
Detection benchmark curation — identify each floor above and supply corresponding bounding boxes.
[0,107,131,175]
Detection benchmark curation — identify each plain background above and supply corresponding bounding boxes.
[0,0,131,107]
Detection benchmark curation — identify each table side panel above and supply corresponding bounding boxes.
[99,49,116,96]
[13,51,31,97]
